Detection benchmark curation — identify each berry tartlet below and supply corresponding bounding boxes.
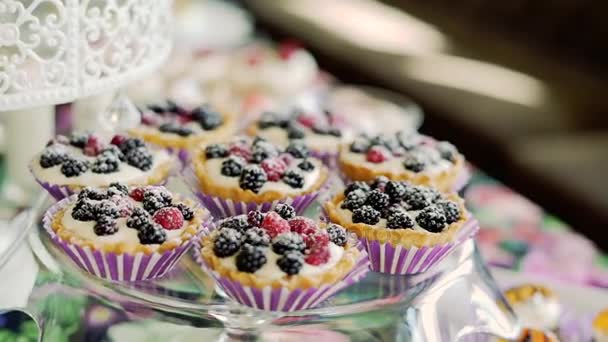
[43,183,208,281]
[498,328,559,342]
[30,132,174,200]
[246,111,347,167]
[188,137,330,218]
[338,132,468,192]
[128,100,235,162]
[503,284,561,332]
[194,204,369,311]
[324,176,479,274]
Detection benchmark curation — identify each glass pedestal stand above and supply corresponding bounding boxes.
[1,190,521,342]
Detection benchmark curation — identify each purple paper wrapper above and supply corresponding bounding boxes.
[362,218,480,275]
[43,195,199,281]
[311,150,338,170]
[193,234,370,312]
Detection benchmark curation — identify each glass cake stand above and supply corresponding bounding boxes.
[0,181,521,342]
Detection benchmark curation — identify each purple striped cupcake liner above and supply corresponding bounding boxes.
[311,150,338,170]
[362,218,480,275]
[193,232,370,312]
[43,195,201,282]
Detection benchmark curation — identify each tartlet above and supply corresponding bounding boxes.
[324,176,478,274]
[30,132,174,200]
[195,204,369,311]
[43,183,208,281]
[503,284,561,332]
[338,131,467,192]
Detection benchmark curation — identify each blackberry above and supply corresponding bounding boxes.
[311,125,329,135]
[205,144,229,159]
[93,216,118,236]
[71,199,97,221]
[247,210,264,226]
[243,227,270,247]
[94,200,120,219]
[285,141,309,159]
[159,122,193,136]
[219,216,251,232]
[403,153,426,172]
[165,99,183,113]
[60,158,89,177]
[370,176,389,191]
[437,141,457,162]
[143,193,171,213]
[258,112,281,129]
[69,132,89,148]
[239,165,267,193]
[387,211,414,229]
[144,187,173,203]
[282,170,305,188]
[349,137,369,153]
[297,159,315,172]
[221,156,245,177]
[125,147,153,171]
[364,189,390,211]
[126,207,151,229]
[344,181,370,196]
[91,153,120,174]
[174,203,194,221]
[108,182,129,196]
[250,142,278,163]
[271,232,305,255]
[385,181,407,203]
[147,103,166,113]
[438,200,460,224]
[287,125,305,139]
[381,204,405,219]
[326,224,347,247]
[193,107,223,130]
[396,131,420,151]
[118,138,145,154]
[277,251,304,275]
[101,145,125,161]
[212,228,243,257]
[236,244,267,273]
[352,205,381,225]
[416,206,447,232]
[328,128,342,137]
[274,203,296,220]
[403,186,437,210]
[368,134,394,150]
[340,189,368,210]
[78,187,108,200]
[138,223,167,244]
[39,148,67,168]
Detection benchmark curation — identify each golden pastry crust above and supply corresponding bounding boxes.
[338,143,466,193]
[128,111,237,151]
[199,223,361,290]
[504,284,556,305]
[191,143,330,204]
[51,198,208,254]
[324,192,469,248]
[594,309,608,333]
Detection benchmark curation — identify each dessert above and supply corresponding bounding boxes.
[43,183,208,281]
[128,100,235,161]
[30,132,174,200]
[324,176,478,274]
[593,309,608,342]
[498,328,559,342]
[195,204,369,311]
[189,136,329,218]
[338,131,467,192]
[503,284,561,332]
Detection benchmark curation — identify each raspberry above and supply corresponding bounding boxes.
[260,158,287,181]
[278,40,301,60]
[71,199,97,221]
[366,146,389,163]
[94,216,118,236]
[285,141,309,159]
[341,189,368,211]
[288,217,317,236]
[110,134,128,146]
[91,153,120,174]
[247,210,264,227]
[118,138,145,154]
[403,153,426,172]
[125,147,153,171]
[108,182,129,196]
[385,181,406,203]
[344,181,370,196]
[437,141,457,162]
[437,200,460,224]
[205,144,229,159]
[39,147,67,168]
[94,200,120,219]
[129,187,145,201]
[352,205,381,225]
[305,244,330,265]
[272,232,305,254]
[153,207,184,230]
[326,224,347,247]
[297,159,315,172]
[60,158,89,177]
[213,228,243,257]
[229,142,252,160]
[221,156,245,177]
[219,216,251,232]
[277,251,304,275]
[403,186,437,210]
[387,211,414,229]
[282,170,305,188]
[303,229,329,251]
[416,206,447,232]
[278,153,294,166]
[192,106,223,130]
[261,212,290,238]
[274,203,296,220]
[350,137,370,153]
[69,132,89,148]
[78,187,108,200]
[296,113,316,128]
[174,203,194,221]
[84,135,104,156]
[370,176,389,191]
[138,223,167,244]
[141,113,160,126]
[127,207,151,230]
[243,227,270,247]
[236,244,267,273]
[365,189,390,211]
[239,165,267,193]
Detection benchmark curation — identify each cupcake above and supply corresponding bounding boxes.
[498,328,559,342]
[128,100,235,162]
[324,176,478,274]
[30,132,174,200]
[503,284,561,332]
[195,204,369,311]
[339,131,467,192]
[593,309,608,342]
[43,183,207,281]
[189,136,329,218]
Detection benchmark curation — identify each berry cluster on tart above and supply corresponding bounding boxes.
[339,131,466,192]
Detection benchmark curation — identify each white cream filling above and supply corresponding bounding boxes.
[217,242,344,280]
[510,295,561,331]
[31,145,171,187]
[333,200,433,232]
[61,201,186,250]
[204,157,322,195]
[255,126,341,153]
[341,149,452,175]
